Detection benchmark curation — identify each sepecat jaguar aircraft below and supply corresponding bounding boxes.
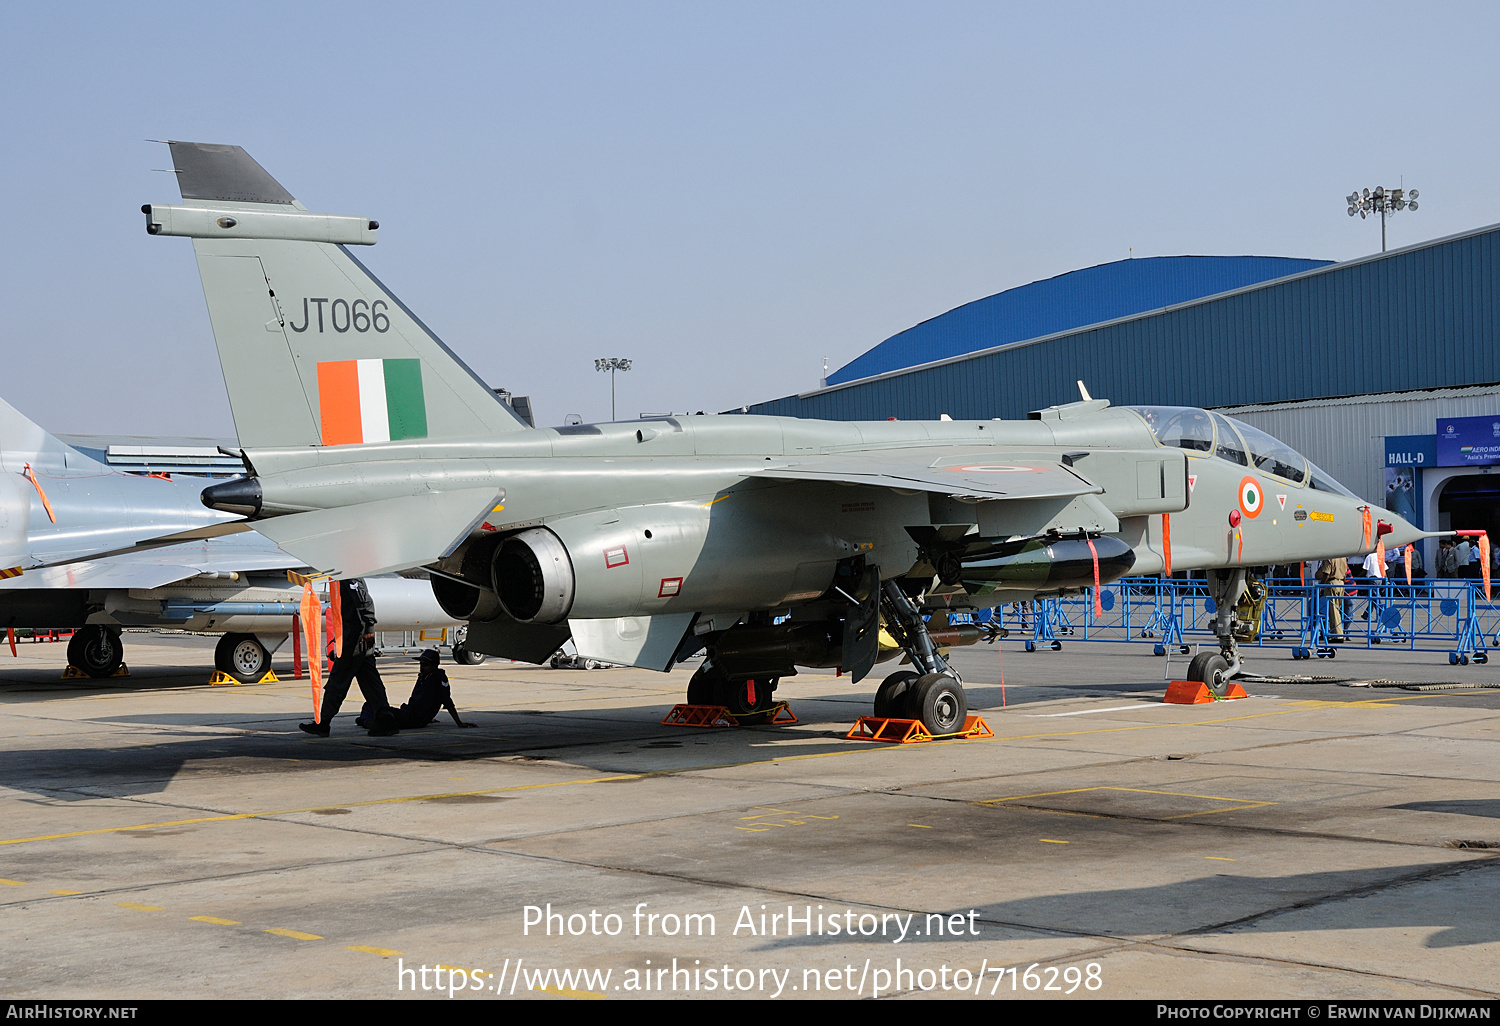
[142,141,1425,734]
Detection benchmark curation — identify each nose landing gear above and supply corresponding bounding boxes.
[1189,569,1249,697]
[874,578,969,735]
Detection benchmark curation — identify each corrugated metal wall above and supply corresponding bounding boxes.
[751,223,1500,423]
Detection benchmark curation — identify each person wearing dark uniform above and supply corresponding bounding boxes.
[300,578,396,737]
[360,649,474,729]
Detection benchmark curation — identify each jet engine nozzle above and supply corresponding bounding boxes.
[960,535,1135,594]
[430,573,503,623]
[492,528,575,624]
[201,477,263,518]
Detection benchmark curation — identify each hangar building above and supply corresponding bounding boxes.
[747,225,1500,568]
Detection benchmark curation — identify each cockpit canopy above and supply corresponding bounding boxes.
[1127,406,1356,497]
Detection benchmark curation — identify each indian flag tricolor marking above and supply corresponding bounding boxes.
[317,359,427,445]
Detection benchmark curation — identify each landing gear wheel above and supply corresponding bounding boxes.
[1186,652,1231,697]
[451,643,486,665]
[910,674,968,735]
[873,670,920,718]
[216,633,271,683]
[686,664,721,705]
[717,676,776,715]
[451,627,487,665]
[68,625,123,679]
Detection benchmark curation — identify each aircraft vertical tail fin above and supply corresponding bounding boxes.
[144,142,529,451]
[0,396,104,474]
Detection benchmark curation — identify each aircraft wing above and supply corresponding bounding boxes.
[0,531,305,591]
[250,488,504,578]
[753,449,1100,501]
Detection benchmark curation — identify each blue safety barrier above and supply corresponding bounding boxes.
[943,576,1499,665]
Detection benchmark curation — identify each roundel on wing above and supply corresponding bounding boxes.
[944,464,1039,474]
[1239,476,1264,518]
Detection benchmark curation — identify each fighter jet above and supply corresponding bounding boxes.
[0,396,465,680]
[142,141,1424,732]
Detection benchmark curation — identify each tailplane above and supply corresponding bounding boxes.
[144,141,528,450]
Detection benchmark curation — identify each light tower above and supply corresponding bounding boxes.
[594,357,632,421]
[1347,186,1418,253]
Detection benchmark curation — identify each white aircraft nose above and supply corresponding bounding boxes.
[1375,508,1428,549]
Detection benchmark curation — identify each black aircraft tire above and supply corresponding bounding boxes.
[874,670,920,718]
[219,634,271,684]
[911,674,968,736]
[452,642,487,666]
[717,676,776,715]
[1186,652,1231,697]
[68,625,123,679]
[686,665,720,705]
[214,633,243,672]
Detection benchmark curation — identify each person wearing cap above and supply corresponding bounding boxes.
[382,649,474,729]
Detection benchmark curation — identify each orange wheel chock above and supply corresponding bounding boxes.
[1164,680,1249,704]
[846,714,993,744]
[662,701,798,727]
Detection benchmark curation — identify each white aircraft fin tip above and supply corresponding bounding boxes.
[1077,380,1093,402]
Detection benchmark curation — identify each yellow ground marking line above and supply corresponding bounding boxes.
[116,901,164,911]
[537,985,607,1000]
[1205,857,1237,862]
[0,878,24,886]
[1,689,1479,850]
[0,774,649,847]
[191,916,241,925]
[1040,838,1070,844]
[979,786,1275,820]
[348,945,402,957]
[908,824,933,829]
[49,890,81,896]
[265,928,322,941]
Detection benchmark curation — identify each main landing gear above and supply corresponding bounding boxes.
[214,633,273,684]
[67,625,124,679]
[1188,568,1249,698]
[685,662,779,716]
[871,579,968,735]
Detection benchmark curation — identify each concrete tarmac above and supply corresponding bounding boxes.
[0,631,1496,1000]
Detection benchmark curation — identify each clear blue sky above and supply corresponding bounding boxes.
[2,2,1495,435]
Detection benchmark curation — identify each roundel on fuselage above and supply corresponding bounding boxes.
[1239,476,1264,519]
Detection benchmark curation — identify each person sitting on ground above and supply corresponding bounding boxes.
[359,649,475,729]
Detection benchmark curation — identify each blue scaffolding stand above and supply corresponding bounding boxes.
[1139,583,1189,656]
[1291,583,1337,660]
[1451,583,1490,665]
[1024,598,1070,651]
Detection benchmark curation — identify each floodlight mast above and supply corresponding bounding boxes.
[1346,185,1418,252]
[594,357,632,421]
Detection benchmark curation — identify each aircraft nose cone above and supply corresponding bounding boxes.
[1377,509,1426,549]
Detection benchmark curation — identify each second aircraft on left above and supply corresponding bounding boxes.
[0,395,464,680]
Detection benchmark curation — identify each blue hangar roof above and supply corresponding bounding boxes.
[747,222,1500,421]
[827,255,1332,386]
